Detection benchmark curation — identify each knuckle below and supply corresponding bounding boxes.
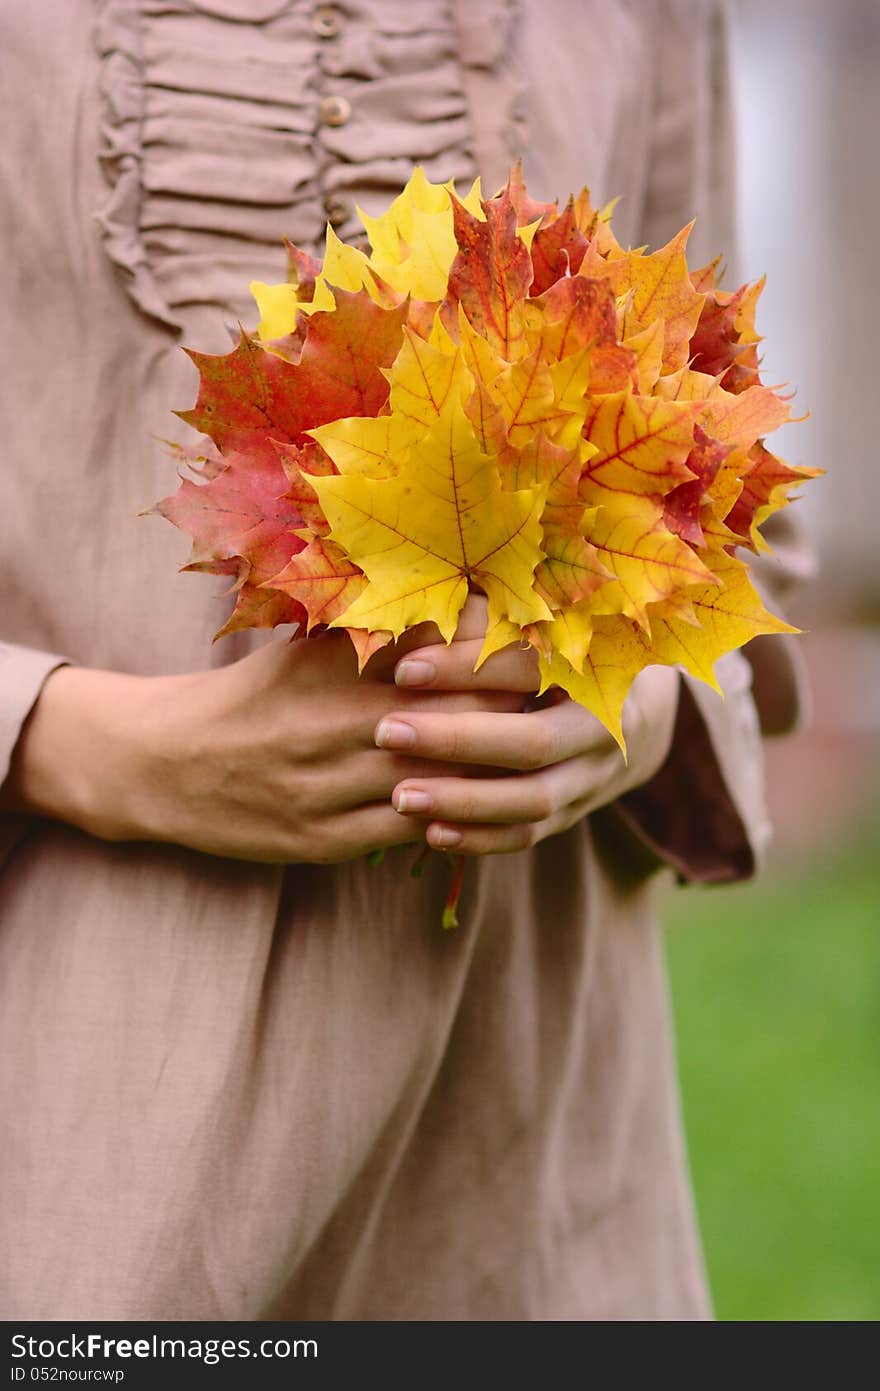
[488,823,534,853]
[305,822,337,864]
[296,713,336,762]
[291,768,319,814]
[522,729,551,770]
[529,786,555,822]
[440,721,464,762]
[506,823,536,852]
[452,786,478,822]
[538,722,562,768]
[522,822,539,849]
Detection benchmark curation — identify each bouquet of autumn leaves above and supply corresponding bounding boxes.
[154,163,815,821]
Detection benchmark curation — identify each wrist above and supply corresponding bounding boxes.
[1,665,185,844]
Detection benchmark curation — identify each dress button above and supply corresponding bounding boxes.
[323,196,351,227]
[312,5,341,37]
[319,95,351,127]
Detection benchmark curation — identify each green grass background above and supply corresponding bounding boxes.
[663,814,880,1321]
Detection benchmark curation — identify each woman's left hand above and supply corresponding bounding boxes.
[376,614,680,856]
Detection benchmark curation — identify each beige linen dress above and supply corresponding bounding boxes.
[0,0,800,1319]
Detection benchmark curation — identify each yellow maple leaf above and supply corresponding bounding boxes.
[542,606,595,673]
[311,399,551,643]
[457,306,509,391]
[623,320,665,393]
[607,225,706,372]
[358,168,487,303]
[249,280,301,341]
[538,617,651,752]
[464,380,509,456]
[494,347,583,448]
[498,434,606,610]
[646,551,797,689]
[579,390,700,498]
[307,415,410,479]
[388,329,473,427]
[548,347,594,418]
[656,370,791,451]
[358,166,456,265]
[319,226,390,303]
[587,497,717,629]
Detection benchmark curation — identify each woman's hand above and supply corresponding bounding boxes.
[383,629,680,855]
[1,609,522,866]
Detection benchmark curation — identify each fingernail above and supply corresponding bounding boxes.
[375,719,416,750]
[394,788,434,814]
[428,824,462,849]
[395,659,436,687]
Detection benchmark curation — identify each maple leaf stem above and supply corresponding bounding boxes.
[442,854,466,931]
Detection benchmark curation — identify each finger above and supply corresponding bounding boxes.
[364,620,446,681]
[394,637,540,694]
[392,761,581,825]
[313,802,428,863]
[322,750,494,810]
[347,688,527,750]
[365,594,490,683]
[374,700,615,770]
[397,687,525,717]
[422,811,574,856]
[335,683,524,751]
[451,591,489,641]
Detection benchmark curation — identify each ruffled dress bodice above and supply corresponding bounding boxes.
[94,0,524,328]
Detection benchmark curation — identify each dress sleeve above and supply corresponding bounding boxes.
[609,0,812,883]
[0,640,69,864]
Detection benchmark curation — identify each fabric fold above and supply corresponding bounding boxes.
[454,0,528,195]
[616,653,770,884]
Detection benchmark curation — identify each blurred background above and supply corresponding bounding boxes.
[662,0,880,1320]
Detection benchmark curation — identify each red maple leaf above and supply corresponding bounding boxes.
[178,290,407,463]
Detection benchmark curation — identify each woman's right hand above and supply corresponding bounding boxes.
[1,612,521,865]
